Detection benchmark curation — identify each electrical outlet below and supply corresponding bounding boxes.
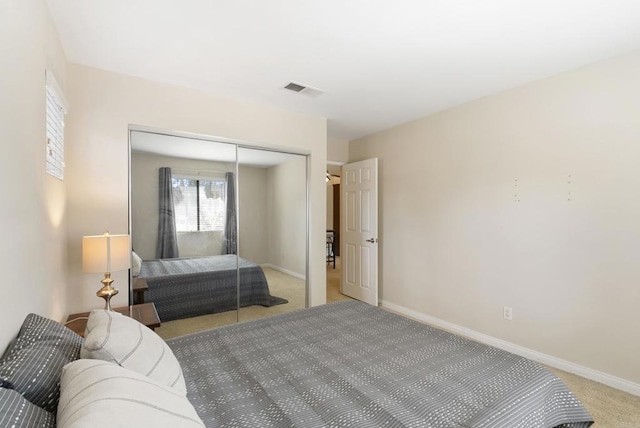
[503,306,513,320]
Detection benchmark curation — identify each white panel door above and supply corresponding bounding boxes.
[341,158,378,306]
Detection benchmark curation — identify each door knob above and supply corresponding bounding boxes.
[365,238,377,243]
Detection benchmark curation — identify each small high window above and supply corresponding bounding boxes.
[45,70,68,180]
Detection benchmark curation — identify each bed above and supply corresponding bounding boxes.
[138,254,288,322]
[1,302,594,427]
[167,300,593,428]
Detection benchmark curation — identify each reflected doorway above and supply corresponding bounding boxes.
[326,164,350,303]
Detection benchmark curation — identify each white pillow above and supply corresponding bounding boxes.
[81,309,186,394]
[132,251,142,276]
[57,359,204,428]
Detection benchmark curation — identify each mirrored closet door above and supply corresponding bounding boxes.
[129,129,308,336]
[130,131,239,335]
[237,147,308,323]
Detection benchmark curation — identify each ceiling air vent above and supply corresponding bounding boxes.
[284,82,306,92]
[283,82,324,98]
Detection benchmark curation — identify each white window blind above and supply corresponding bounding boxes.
[172,177,226,232]
[45,70,68,180]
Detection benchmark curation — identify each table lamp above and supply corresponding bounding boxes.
[82,232,131,311]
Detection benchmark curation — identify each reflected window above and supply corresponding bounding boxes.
[172,177,226,232]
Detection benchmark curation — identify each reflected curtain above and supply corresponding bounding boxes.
[156,167,179,259]
[222,171,237,255]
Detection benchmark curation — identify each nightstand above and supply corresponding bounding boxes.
[66,302,161,337]
[133,277,148,304]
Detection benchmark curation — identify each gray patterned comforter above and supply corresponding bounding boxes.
[139,255,287,322]
[167,300,593,428]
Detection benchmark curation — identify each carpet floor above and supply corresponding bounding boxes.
[547,367,640,428]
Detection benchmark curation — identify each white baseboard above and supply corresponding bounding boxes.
[261,263,306,280]
[380,299,640,397]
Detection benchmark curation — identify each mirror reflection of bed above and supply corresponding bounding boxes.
[129,130,308,338]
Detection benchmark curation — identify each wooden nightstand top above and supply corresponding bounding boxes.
[66,302,161,337]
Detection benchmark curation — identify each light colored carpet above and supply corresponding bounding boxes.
[156,258,639,426]
[547,367,640,428]
[327,256,352,303]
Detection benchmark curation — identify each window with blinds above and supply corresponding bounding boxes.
[172,177,226,232]
[45,71,67,180]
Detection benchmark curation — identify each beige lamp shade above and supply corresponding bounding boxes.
[82,233,131,273]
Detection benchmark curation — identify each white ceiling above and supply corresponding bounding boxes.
[47,0,640,141]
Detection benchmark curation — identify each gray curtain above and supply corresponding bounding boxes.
[222,171,237,255]
[156,167,179,259]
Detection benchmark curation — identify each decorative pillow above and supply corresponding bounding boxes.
[0,313,82,413]
[0,388,55,428]
[57,360,204,428]
[81,309,186,394]
[132,251,142,276]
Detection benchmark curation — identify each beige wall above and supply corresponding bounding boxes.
[65,64,327,314]
[238,166,269,264]
[267,157,307,277]
[350,50,640,387]
[328,138,349,163]
[0,0,69,351]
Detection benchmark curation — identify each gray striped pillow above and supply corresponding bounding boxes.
[81,309,186,394]
[57,359,204,428]
[0,388,55,427]
[0,314,82,413]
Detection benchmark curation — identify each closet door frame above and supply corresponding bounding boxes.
[127,125,310,319]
